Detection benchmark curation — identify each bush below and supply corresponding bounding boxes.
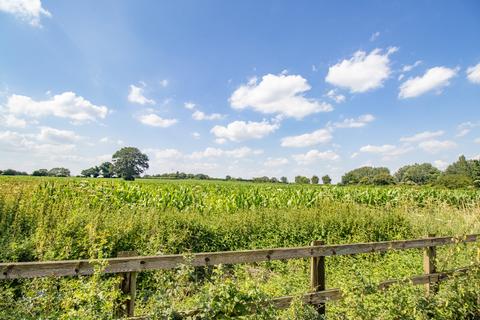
[436,174,473,189]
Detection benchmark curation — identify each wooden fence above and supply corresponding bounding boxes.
[1,234,479,318]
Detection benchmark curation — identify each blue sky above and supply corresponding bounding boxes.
[0,0,479,181]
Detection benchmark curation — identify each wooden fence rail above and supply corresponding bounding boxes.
[1,234,478,318]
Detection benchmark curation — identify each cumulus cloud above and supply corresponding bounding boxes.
[128,84,155,105]
[190,147,263,159]
[4,92,108,123]
[399,67,458,99]
[184,102,196,110]
[192,110,224,121]
[0,114,27,128]
[292,150,339,164]
[0,0,51,26]
[281,129,332,148]
[402,61,422,73]
[230,74,332,119]
[325,89,346,103]
[211,120,279,142]
[467,63,480,84]
[418,140,456,153]
[264,157,289,167]
[332,114,375,129]
[399,130,444,143]
[359,144,413,159]
[99,137,123,145]
[433,160,449,170]
[325,47,397,93]
[137,114,177,127]
[37,126,82,144]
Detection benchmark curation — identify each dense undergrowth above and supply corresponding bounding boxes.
[1,176,480,319]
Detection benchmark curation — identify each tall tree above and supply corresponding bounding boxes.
[48,168,70,177]
[341,166,393,185]
[99,162,114,178]
[311,175,319,184]
[112,147,149,181]
[322,175,332,185]
[394,163,440,185]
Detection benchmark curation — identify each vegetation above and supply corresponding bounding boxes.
[112,147,149,181]
[1,176,480,318]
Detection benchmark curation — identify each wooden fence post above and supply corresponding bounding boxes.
[311,240,326,317]
[423,234,438,296]
[116,251,137,318]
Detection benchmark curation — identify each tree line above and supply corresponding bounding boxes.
[1,147,479,189]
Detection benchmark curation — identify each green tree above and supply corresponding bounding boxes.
[311,175,319,184]
[295,176,310,184]
[436,174,473,189]
[394,163,441,185]
[322,175,332,185]
[48,168,70,177]
[99,162,114,178]
[112,147,149,181]
[81,167,100,178]
[341,167,393,185]
[280,176,288,183]
[32,169,49,176]
[445,155,480,182]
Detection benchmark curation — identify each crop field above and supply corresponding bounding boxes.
[1,176,480,319]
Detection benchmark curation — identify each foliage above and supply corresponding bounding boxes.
[321,175,331,185]
[1,168,28,176]
[311,175,319,185]
[1,176,480,318]
[445,155,480,182]
[295,176,310,184]
[395,163,441,185]
[48,167,70,177]
[341,166,394,185]
[32,169,49,176]
[81,166,100,178]
[112,147,149,181]
[99,162,114,178]
[436,174,473,189]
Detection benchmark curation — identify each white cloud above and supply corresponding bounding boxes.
[37,126,82,144]
[137,114,177,127]
[159,79,169,87]
[456,121,480,137]
[145,148,184,160]
[192,110,224,121]
[398,66,458,99]
[211,120,279,142]
[370,31,380,42]
[128,84,155,105]
[192,132,200,139]
[4,92,108,123]
[418,139,456,153]
[399,130,444,143]
[1,114,27,128]
[474,137,480,144]
[332,114,375,129]
[99,137,123,145]
[281,129,332,148]
[360,144,396,154]
[325,89,346,103]
[467,63,480,84]
[402,61,422,72]
[190,147,263,160]
[0,0,51,26]
[292,150,339,164]
[433,160,449,170]
[325,47,397,93]
[264,157,289,167]
[184,102,196,110]
[230,73,332,119]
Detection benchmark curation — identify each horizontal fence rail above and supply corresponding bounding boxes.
[1,234,477,280]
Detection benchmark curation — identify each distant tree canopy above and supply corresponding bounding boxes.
[1,169,28,176]
[436,174,473,189]
[81,166,100,178]
[311,175,319,184]
[112,147,149,181]
[445,155,480,182]
[280,176,288,183]
[48,168,70,177]
[341,167,394,185]
[295,176,310,184]
[32,169,49,176]
[99,162,114,178]
[395,163,441,185]
[322,175,332,185]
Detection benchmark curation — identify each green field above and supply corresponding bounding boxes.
[1,176,480,319]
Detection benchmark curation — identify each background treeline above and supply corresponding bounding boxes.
[2,154,479,189]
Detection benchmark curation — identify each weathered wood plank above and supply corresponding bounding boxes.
[1,234,477,280]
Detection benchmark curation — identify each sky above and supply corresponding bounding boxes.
[0,0,479,182]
